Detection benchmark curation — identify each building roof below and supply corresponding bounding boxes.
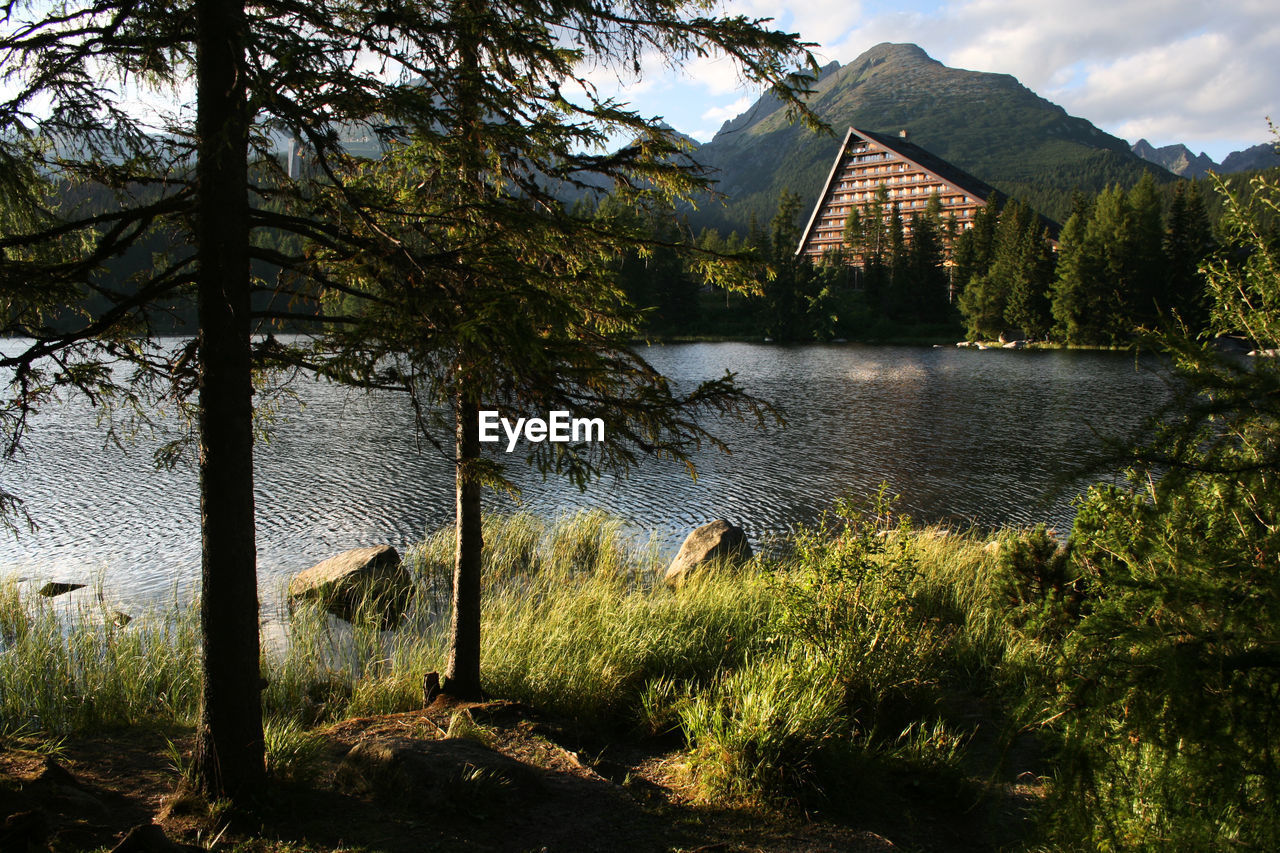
[796,126,1002,255]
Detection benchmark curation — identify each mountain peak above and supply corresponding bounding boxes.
[842,43,941,82]
[1130,140,1217,178]
[690,42,1162,230]
[860,42,937,64]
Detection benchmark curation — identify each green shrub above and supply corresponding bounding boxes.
[678,655,845,803]
[1044,165,1280,849]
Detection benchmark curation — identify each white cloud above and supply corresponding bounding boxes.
[823,0,1279,159]
[680,52,753,96]
[702,95,756,124]
[565,1,1278,161]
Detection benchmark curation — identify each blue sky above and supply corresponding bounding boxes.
[4,1,1274,163]
[593,0,1279,161]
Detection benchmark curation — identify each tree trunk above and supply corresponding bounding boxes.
[443,388,484,699]
[440,0,486,702]
[191,0,264,801]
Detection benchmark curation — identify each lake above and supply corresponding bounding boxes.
[0,342,1169,610]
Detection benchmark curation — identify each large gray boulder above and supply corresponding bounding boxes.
[288,545,410,625]
[664,520,752,587]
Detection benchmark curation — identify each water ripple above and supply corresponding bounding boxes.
[0,343,1170,610]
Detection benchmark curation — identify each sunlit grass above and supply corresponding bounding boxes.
[0,507,1055,812]
[0,579,200,734]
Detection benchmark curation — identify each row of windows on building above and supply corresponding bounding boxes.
[832,188,974,205]
[807,215,978,243]
[840,171,955,189]
[838,162,909,184]
[818,200,978,226]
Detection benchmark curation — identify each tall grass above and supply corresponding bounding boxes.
[0,506,1051,816]
[0,581,200,734]
[666,494,1033,808]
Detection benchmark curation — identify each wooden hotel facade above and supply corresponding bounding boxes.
[796,127,998,261]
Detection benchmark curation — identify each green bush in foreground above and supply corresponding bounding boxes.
[1042,166,1280,849]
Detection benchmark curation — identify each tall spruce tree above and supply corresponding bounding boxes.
[1001,205,1055,340]
[951,198,1000,302]
[317,9,819,697]
[1164,180,1215,330]
[1050,185,1140,345]
[1126,172,1169,327]
[1050,209,1106,344]
[759,189,805,339]
[900,198,949,324]
[2,0,816,795]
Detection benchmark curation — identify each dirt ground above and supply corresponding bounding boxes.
[0,699,1043,853]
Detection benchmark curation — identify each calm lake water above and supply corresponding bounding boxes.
[0,342,1169,610]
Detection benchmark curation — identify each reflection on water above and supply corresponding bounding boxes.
[0,342,1169,609]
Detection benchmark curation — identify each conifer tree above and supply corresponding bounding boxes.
[2,0,817,795]
[902,210,950,324]
[760,189,812,340]
[958,199,1051,340]
[1126,172,1169,327]
[1050,209,1107,344]
[1050,185,1145,345]
[1164,180,1215,330]
[951,197,1000,298]
[1055,163,1280,851]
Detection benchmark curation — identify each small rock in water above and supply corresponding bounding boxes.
[38,582,85,598]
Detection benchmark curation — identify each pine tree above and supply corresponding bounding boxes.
[1164,181,1215,330]
[958,199,1053,340]
[1054,164,1280,851]
[1126,172,1168,327]
[1,0,817,794]
[901,211,949,324]
[1001,203,1055,340]
[1050,185,1150,345]
[842,207,865,259]
[1050,210,1108,344]
[760,189,810,340]
[299,3,820,700]
[951,198,1001,298]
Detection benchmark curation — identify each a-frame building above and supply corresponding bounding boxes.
[796,127,998,260]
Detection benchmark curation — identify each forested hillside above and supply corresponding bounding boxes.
[688,42,1172,231]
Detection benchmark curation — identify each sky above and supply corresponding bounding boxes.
[3,1,1274,163]
[596,0,1279,162]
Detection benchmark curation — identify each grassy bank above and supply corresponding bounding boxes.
[0,508,1046,818]
[2,500,1273,849]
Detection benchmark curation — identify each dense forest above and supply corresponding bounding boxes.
[610,167,1280,345]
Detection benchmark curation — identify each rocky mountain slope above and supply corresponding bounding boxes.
[1131,138,1279,177]
[686,42,1171,232]
[1131,139,1218,179]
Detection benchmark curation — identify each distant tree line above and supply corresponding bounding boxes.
[957,173,1226,344]
[594,186,960,343]
[606,167,1280,346]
